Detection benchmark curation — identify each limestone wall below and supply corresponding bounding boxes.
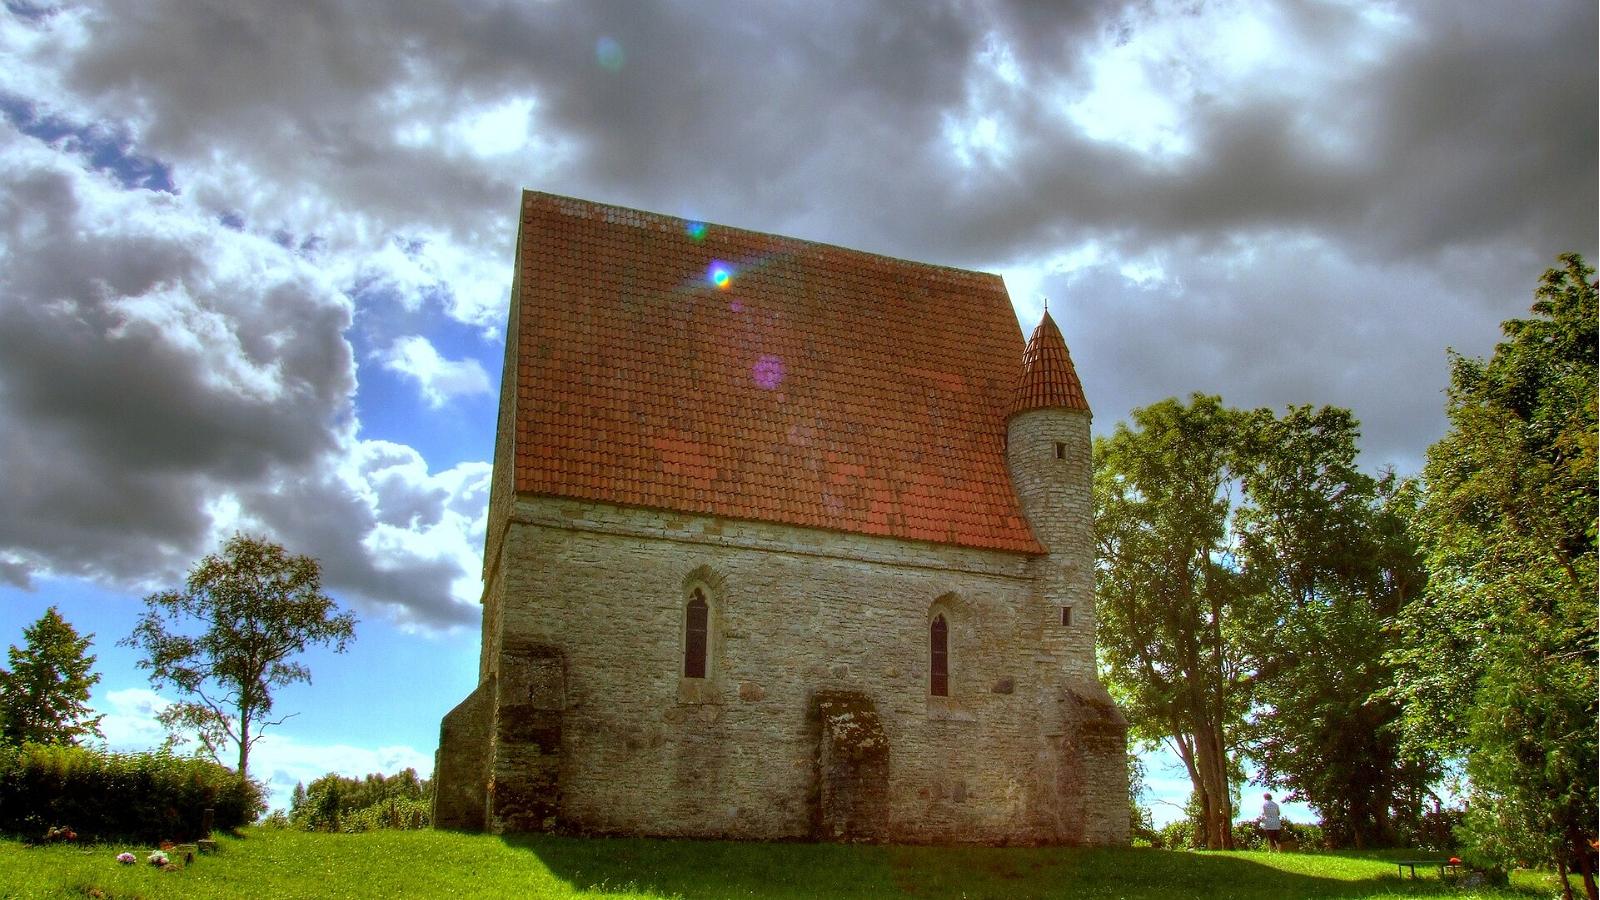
[478,495,1127,844]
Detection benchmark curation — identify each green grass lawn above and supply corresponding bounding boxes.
[0,829,1575,899]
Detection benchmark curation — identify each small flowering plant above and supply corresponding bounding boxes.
[115,852,136,865]
[147,850,169,867]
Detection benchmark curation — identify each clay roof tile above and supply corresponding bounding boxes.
[1009,310,1090,416]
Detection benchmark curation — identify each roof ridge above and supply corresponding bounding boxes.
[521,188,1004,285]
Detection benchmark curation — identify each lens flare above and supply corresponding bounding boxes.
[709,261,733,289]
[752,354,784,390]
[685,221,707,241]
[596,37,625,72]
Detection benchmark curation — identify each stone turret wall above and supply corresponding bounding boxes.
[1006,408,1097,678]
[1007,405,1131,845]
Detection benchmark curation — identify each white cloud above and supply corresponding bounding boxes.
[379,335,493,408]
[98,687,174,750]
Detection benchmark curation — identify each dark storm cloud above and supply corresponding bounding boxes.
[1051,239,1551,472]
[38,0,1591,261]
[918,1,1596,270]
[0,127,482,624]
[2,0,1592,623]
[0,131,352,581]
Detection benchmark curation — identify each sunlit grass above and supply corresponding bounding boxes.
[0,828,1576,899]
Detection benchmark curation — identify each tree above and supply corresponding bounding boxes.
[1391,254,1597,898]
[122,534,357,782]
[1233,408,1435,848]
[1095,394,1251,849]
[289,768,432,832]
[0,607,103,746]
[1098,397,1434,849]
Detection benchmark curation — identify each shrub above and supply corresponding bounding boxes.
[289,768,432,832]
[0,742,263,842]
[1282,819,1323,849]
[343,797,431,832]
[1224,817,1323,851]
[1159,816,1199,850]
[1231,821,1264,850]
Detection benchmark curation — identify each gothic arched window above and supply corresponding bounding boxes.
[684,588,709,679]
[930,614,949,696]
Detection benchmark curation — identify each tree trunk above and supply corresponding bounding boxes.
[238,716,250,782]
[1568,827,1597,900]
[1192,717,1234,850]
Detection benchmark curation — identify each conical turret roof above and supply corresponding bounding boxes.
[1009,310,1090,416]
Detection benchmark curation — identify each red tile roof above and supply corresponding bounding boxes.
[511,191,1044,554]
[1010,311,1090,416]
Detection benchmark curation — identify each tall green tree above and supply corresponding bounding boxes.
[122,534,358,781]
[1235,413,1434,848]
[1098,397,1433,849]
[0,607,103,746]
[1095,394,1251,849]
[1391,254,1597,897]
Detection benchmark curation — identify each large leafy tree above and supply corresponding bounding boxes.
[1391,254,1597,897]
[1095,394,1251,849]
[122,534,357,781]
[1234,406,1433,848]
[0,607,104,746]
[1098,397,1432,849]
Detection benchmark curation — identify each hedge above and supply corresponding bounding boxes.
[0,742,263,842]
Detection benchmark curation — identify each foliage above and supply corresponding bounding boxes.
[1094,394,1251,848]
[288,768,432,832]
[1391,254,1598,897]
[0,827,1583,900]
[121,534,357,781]
[1392,803,1464,854]
[1228,818,1324,852]
[1159,814,1200,851]
[1235,419,1435,849]
[0,742,262,842]
[0,607,103,747]
[1096,396,1431,849]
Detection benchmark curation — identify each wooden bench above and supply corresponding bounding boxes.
[1395,859,1454,879]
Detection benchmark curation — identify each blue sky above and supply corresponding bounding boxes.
[0,1,1592,824]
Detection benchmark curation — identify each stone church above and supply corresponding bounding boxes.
[434,190,1129,845]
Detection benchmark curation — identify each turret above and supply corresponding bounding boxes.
[1006,310,1096,677]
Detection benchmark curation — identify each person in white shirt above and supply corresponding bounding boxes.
[1260,793,1283,851]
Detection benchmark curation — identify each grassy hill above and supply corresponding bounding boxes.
[0,828,1574,899]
